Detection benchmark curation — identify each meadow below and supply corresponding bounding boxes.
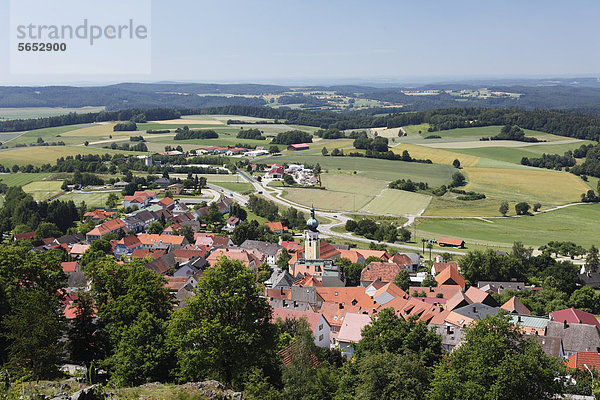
[0,146,135,167]
[360,189,432,216]
[0,172,52,186]
[416,203,600,248]
[22,181,63,201]
[391,143,480,167]
[60,191,121,208]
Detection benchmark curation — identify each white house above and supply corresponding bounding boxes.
[337,313,372,358]
[271,308,331,348]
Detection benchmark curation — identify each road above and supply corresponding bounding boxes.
[206,183,249,206]
[236,170,464,255]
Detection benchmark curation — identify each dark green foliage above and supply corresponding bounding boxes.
[237,128,265,140]
[271,130,313,145]
[174,126,218,140]
[113,121,137,131]
[168,258,278,388]
[515,201,530,215]
[248,195,280,221]
[389,179,428,192]
[428,314,565,400]
[487,125,540,142]
[394,270,411,291]
[231,220,278,246]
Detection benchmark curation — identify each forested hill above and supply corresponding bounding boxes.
[3,81,600,111]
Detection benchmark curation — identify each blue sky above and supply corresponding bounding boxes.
[2,0,600,85]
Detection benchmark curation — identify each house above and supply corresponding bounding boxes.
[408,285,462,300]
[167,183,184,196]
[511,315,549,335]
[113,235,143,258]
[431,261,458,276]
[239,240,282,266]
[272,309,331,348]
[83,209,117,223]
[337,249,366,265]
[207,248,261,271]
[435,264,465,289]
[546,321,600,357]
[153,177,171,188]
[216,198,234,214]
[478,281,526,294]
[356,249,391,262]
[145,253,178,275]
[137,233,188,249]
[464,286,498,307]
[172,201,190,216]
[265,269,295,289]
[337,313,372,358]
[287,143,310,151]
[316,286,380,312]
[437,237,465,248]
[292,259,345,287]
[61,261,81,274]
[211,236,234,249]
[436,325,466,352]
[225,216,241,231]
[133,210,157,230]
[392,252,420,272]
[549,308,600,332]
[123,191,156,209]
[14,231,35,241]
[157,197,176,211]
[501,296,530,315]
[54,234,85,247]
[446,303,502,327]
[123,215,145,233]
[114,181,129,189]
[264,221,288,234]
[360,261,406,287]
[86,218,126,242]
[566,352,600,371]
[533,335,564,358]
[69,243,90,259]
[265,166,284,179]
[225,147,247,156]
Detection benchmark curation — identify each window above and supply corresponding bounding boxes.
[319,324,323,331]
[319,334,323,341]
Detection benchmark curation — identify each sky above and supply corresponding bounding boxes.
[2,0,600,86]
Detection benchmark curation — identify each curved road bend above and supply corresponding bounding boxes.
[236,170,464,256]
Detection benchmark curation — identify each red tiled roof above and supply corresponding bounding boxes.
[408,285,462,300]
[272,309,323,333]
[465,286,492,304]
[281,241,303,253]
[438,237,465,246]
[390,253,413,266]
[433,262,458,274]
[319,241,341,260]
[131,249,166,260]
[265,221,287,232]
[361,262,403,283]
[338,249,364,264]
[435,264,465,289]
[317,287,380,311]
[566,352,600,370]
[61,261,78,273]
[293,274,323,287]
[14,231,35,240]
[355,249,391,261]
[550,308,600,331]
[137,233,186,246]
[164,276,190,291]
[501,296,531,315]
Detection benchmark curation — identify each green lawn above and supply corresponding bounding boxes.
[22,180,63,201]
[0,146,137,167]
[416,203,600,248]
[260,154,455,186]
[0,172,52,186]
[60,191,120,208]
[360,189,432,215]
[212,182,253,194]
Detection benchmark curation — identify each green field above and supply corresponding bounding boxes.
[60,191,120,208]
[22,181,63,201]
[0,173,52,186]
[212,182,253,194]
[7,124,97,146]
[260,154,455,186]
[402,124,430,136]
[321,174,388,194]
[283,187,373,211]
[416,204,600,248]
[0,146,136,167]
[360,189,432,215]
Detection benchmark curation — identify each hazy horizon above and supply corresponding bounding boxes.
[2,0,600,86]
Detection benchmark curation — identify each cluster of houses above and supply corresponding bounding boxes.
[261,163,319,186]
[15,188,600,375]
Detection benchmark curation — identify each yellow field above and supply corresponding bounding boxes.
[320,174,388,194]
[360,189,432,216]
[464,167,589,205]
[372,127,402,138]
[0,146,133,166]
[59,123,123,137]
[391,143,480,167]
[283,188,373,211]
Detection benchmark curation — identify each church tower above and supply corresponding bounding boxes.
[304,206,320,260]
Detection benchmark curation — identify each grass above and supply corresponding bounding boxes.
[7,124,96,146]
[321,174,388,194]
[391,143,480,167]
[0,172,52,186]
[260,154,455,186]
[463,167,589,205]
[22,180,63,201]
[423,196,506,217]
[416,203,600,248]
[211,181,253,194]
[401,123,430,136]
[284,187,373,211]
[0,146,136,166]
[361,189,432,215]
[60,191,120,208]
